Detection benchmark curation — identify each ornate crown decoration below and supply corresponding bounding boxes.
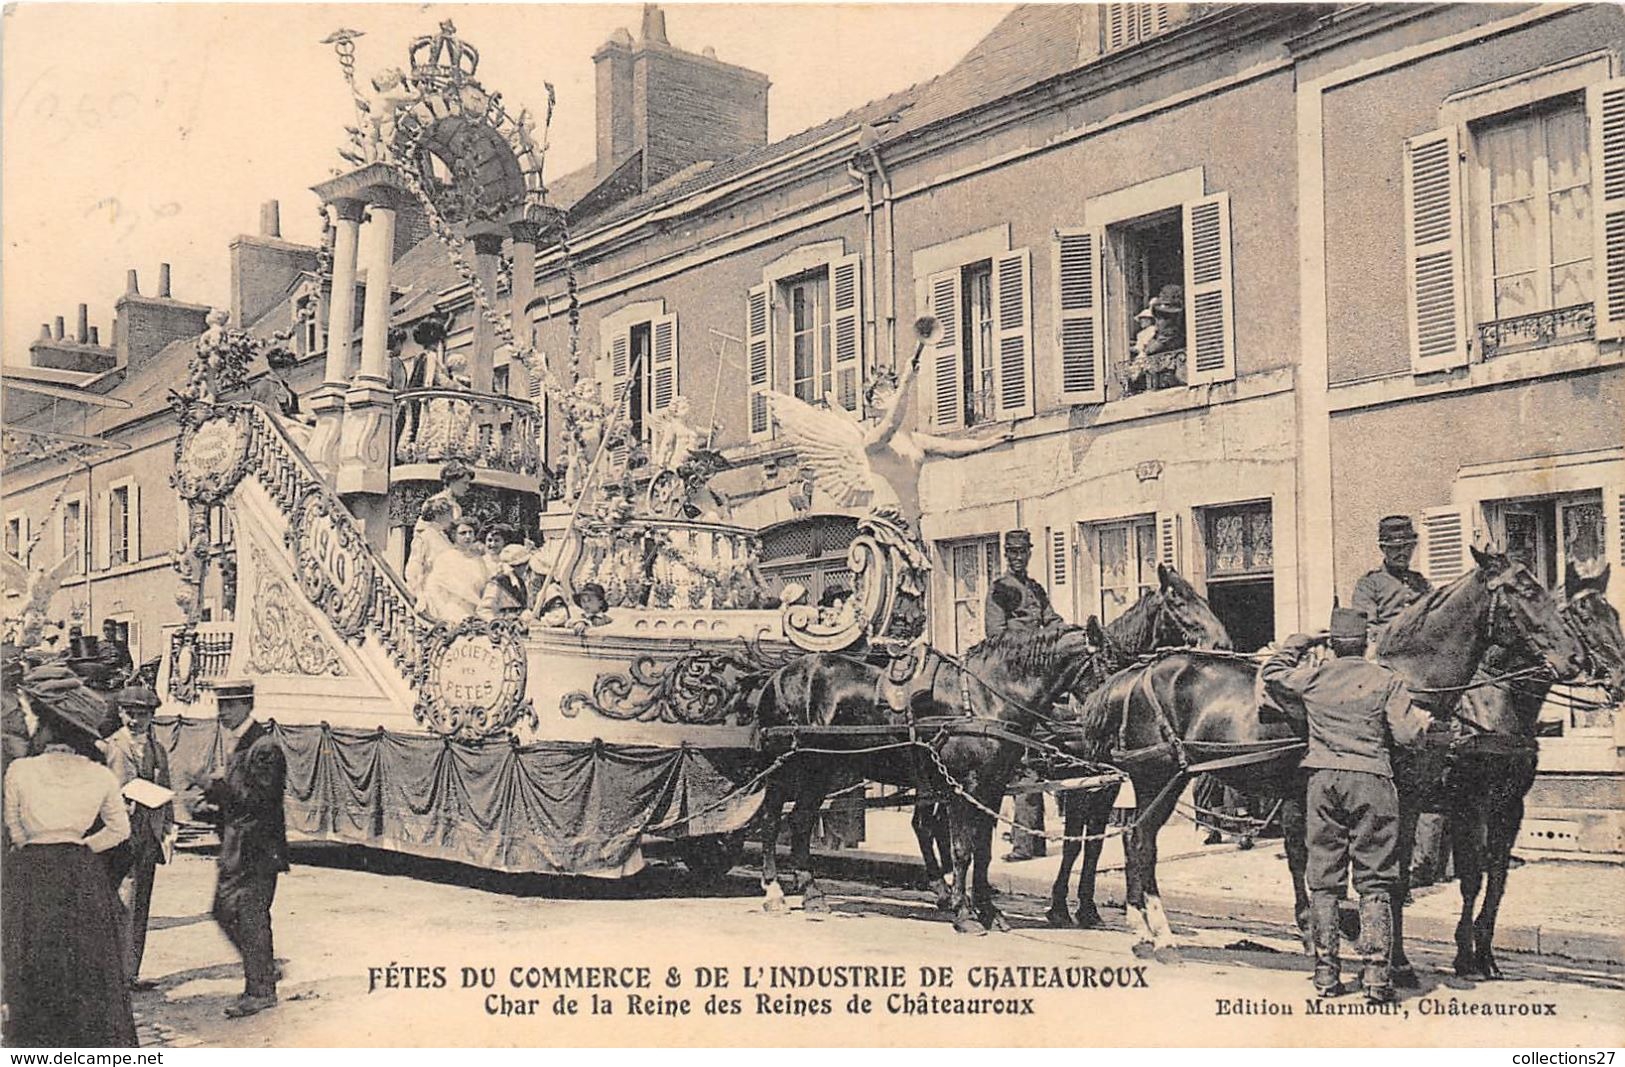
[409,20,480,88]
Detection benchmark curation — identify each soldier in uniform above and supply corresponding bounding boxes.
[202,680,289,1019]
[1350,514,1448,887]
[1262,607,1435,1003]
[985,529,1059,861]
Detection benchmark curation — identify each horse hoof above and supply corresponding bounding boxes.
[933,889,956,913]
[1392,966,1420,990]
[1153,946,1183,966]
[954,917,989,936]
[1046,905,1073,928]
[1480,957,1502,981]
[802,893,830,914]
[1131,941,1156,959]
[1075,907,1103,930]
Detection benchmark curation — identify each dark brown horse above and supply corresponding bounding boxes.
[1046,566,1234,929]
[1070,547,1585,962]
[1424,562,1623,980]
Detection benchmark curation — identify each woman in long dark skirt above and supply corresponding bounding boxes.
[3,666,138,1047]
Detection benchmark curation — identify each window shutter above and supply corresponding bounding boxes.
[95,493,110,572]
[746,284,772,442]
[926,268,963,430]
[1157,511,1183,572]
[1105,4,1127,49]
[1419,505,1470,585]
[1055,229,1105,404]
[830,255,864,414]
[649,313,678,415]
[130,484,142,562]
[1183,192,1236,386]
[994,248,1035,420]
[1403,127,1468,370]
[1590,78,1625,341]
[1050,526,1068,587]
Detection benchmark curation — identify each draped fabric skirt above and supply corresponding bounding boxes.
[2,843,139,1047]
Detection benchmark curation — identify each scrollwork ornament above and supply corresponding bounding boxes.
[559,646,768,725]
[285,488,377,642]
[172,408,253,504]
[412,616,534,739]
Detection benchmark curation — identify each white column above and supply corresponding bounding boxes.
[323,198,365,386]
[356,200,397,385]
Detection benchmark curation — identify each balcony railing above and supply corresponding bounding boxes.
[1114,347,1187,398]
[393,389,543,477]
[1477,304,1595,360]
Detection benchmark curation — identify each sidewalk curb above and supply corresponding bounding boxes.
[772,845,1624,967]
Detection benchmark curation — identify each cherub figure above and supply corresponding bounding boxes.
[562,380,607,501]
[359,67,417,161]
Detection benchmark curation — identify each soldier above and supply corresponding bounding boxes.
[202,681,289,1019]
[1351,515,1431,647]
[1262,607,1435,1003]
[985,529,1058,861]
[1350,514,1448,888]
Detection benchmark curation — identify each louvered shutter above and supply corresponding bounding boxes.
[1056,229,1105,404]
[95,493,110,571]
[1106,4,1127,49]
[1419,505,1471,585]
[650,313,678,415]
[1403,128,1468,370]
[994,249,1035,420]
[746,285,772,442]
[1050,527,1068,588]
[1590,78,1625,341]
[1183,192,1236,385]
[129,484,142,562]
[926,268,963,430]
[1157,511,1182,572]
[830,255,863,414]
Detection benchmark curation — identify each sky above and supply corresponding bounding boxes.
[1,3,1013,367]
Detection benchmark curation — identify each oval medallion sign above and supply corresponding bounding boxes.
[414,619,533,739]
[287,489,376,641]
[174,411,251,502]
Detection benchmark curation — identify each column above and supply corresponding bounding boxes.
[508,220,542,398]
[355,196,398,385]
[306,198,365,478]
[469,228,504,395]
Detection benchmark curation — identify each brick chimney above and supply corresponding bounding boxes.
[113,263,211,372]
[230,199,322,329]
[593,5,770,190]
[29,303,117,374]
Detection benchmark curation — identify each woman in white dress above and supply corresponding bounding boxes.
[405,497,456,605]
[420,518,489,625]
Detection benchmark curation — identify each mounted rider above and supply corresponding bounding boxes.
[1351,515,1431,648]
[1261,606,1435,1004]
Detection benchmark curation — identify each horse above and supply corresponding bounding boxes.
[1429,562,1623,980]
[1045,566,1235,929]
[1070,546,1585,963]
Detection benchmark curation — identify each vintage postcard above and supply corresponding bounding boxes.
[2,1,1623,1051]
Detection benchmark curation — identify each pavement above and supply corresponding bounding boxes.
[787,804,1625,966]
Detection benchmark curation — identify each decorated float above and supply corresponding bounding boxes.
[154,19,930,878]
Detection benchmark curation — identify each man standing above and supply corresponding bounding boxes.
[1262,608,1434,1003]
[1350,514,1447,887]
[99,620,135,686]
[203,680,288,1019]
[984,528,1059,861]
[101,685,173,988]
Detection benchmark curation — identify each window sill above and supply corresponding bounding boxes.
[1327,338,1623,414]
[62,555,177,586]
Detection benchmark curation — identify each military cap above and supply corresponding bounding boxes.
[1378,515,1419,545]
[1003,529,1034,550]
[1329,607,1368,640]
[116,685,162,710]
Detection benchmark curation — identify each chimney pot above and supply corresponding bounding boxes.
[40,323,52,339]
[158,263,172,298]
[89,326,100,346]
[261,200,282,238]
[53,316,65,340]
[125,269,140,295]
[640,5,668,44]
[77,304,89,343]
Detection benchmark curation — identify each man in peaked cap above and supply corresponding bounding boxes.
[202,680,288,1018]
[1352,515,1432,649]
[985,528,1062,861]
[1262,607,1436,1003]
[101,685,173,988]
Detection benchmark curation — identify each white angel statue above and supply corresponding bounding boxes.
[359,67,417,161]
[3,540,78,649]
[766,315,1012,541]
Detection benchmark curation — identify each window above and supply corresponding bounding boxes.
[758,515,859,605]
[1089,517,1158,626]
[944,536,1002,654]
[293,290,322,357]
[923,250,1033,429]
[1471,95,1595,355]
[4,517,22,563]
[599,307,678,445]
[492,364,510,397]
[62,499,84,575]
[1482,490,1606,591]
[1056,188,1234,407]
[207,505,234,549]
[1103,3,1172,51]
[748,252,864,440]
[1201,501,1274,652]
[108,487,130,567]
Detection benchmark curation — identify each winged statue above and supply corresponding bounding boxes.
[3,541,78,648]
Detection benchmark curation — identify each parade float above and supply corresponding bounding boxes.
[154,20,931,878]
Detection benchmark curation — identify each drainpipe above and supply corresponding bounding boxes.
[864,140,898,371]
[845,160,880,381]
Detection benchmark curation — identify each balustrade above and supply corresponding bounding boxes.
[1476,305,1595,360]
[570,519,768,611]
[393,388,542,477]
